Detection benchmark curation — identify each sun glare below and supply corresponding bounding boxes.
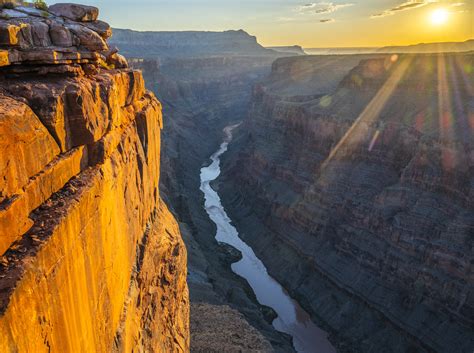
[430,8,449,25]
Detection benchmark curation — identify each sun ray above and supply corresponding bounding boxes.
[319,56,413,172]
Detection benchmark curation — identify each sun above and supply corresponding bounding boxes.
[430,8,449,25]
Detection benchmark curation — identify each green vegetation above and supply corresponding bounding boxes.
[98,58,115,70]
[33,0,47,11]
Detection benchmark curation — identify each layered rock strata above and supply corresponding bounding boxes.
[0,3,189,352]
[220,53,474,353]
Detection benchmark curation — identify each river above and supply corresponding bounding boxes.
[199,124,336,353]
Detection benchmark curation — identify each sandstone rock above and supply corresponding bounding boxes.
[0,146,87,257]
[0,70,190,353]
[30,21,51,46]
[0,3,112,72]
[49,22,73,46]
[1,69,146,151]
[191,303,273,353]
[0,23,21,45]
[0,49,7,65]
[81,19,111,39]
[65,23,108,51]
[0,4,190,351]
[1,9,28,18]
[48,3,98,22]
[16,21,33,48]
[0,96,60,204]
[107,52,128,69]
[12,6,51,18]
[0,95,60,255]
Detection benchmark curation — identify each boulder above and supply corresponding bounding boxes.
[82,20,111,39]
[49,22,73,46]
[48,3,98,22]
[30,21,51,46]
[66,23,107,51]
[107,52,128,69]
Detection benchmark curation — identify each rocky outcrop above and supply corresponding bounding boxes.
[0,3,189,352]
[220,53,474,353]
[0,2,124,74]
[190,303,273,353]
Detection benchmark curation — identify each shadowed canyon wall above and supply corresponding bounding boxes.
[220,53,474,353]
[0,3,189,352]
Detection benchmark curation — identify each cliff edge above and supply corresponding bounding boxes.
[0,2,189,352]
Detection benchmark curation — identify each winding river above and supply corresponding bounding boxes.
[200,124,336,353]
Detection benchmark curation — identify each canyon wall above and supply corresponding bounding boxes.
[0,4,189,352]
[119,33,296,351]
[220,53,474,352]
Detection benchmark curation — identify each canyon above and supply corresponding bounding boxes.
[1,2,473,353]
[112,25,474,353]
[0,3,188,352]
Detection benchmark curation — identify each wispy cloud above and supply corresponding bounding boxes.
[449,2,466,12]
[371,0,436,18]
[277,16,297,22]
[298,2,355,15]
[320,18,335,23]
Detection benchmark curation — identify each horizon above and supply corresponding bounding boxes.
[111,27,474,49]
[43,0,473,48]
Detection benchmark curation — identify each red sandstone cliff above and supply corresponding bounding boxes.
[0,3,189,352]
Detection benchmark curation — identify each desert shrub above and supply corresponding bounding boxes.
[34,0,47,11]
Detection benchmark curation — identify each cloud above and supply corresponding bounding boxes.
[371,0,437,18]
[449,2,467,11]
[299,2,355,15]
[277,16,297,22]
[319,18,335,23]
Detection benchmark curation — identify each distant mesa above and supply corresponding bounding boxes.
[377,39,474,53]
[110,28,280,58]
[267,45,306,56]
[305,39,474,55]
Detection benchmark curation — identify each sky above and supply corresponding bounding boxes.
[45,0,473,48]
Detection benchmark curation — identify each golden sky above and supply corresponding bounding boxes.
[50,0,473,48]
